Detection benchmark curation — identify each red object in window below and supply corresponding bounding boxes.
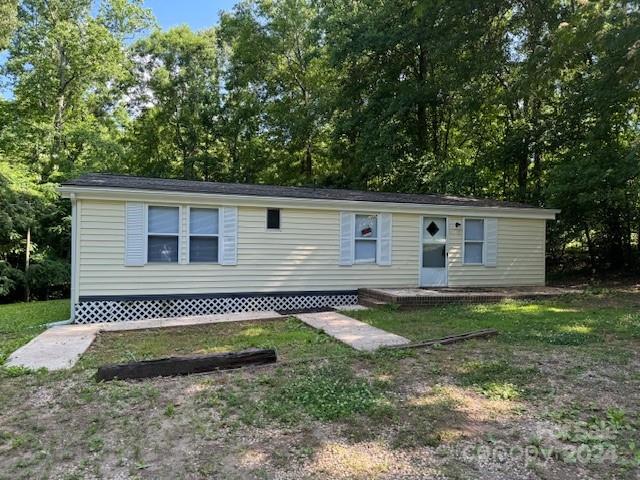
[361,227,372,236]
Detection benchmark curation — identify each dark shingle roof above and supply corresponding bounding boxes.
[62,173,539,209]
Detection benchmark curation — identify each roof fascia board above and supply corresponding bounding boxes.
[58,186,559,219]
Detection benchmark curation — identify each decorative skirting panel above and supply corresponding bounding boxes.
[73,292,358,324]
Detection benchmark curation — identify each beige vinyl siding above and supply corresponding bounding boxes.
[77,200,420,296]
[77,201,548,296]
[446,216,545,286]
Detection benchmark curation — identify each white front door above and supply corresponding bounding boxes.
[420,217,448,287]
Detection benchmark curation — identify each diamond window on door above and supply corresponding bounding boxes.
[426,221,440,237]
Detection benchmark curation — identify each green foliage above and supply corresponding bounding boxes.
[456,360,537,400]
[0,261,24,297]
[479,382,522,401]
[126,26,223,180]
[263,364,383,421]
[164,402,175,417]
[26,256,70,299]
[0,0,18,49]
[0,365,34,378]
[218,0,337,183]
[0,0,639,303]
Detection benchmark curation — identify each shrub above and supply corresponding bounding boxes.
[0,261,24,299]
[26,256,70,300]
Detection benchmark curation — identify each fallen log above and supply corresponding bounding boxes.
[386,328,498,350]
[96,348,277,381]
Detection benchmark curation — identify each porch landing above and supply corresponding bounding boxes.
[359,286,582,308]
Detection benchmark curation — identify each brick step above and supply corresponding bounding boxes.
[357,295,389,308]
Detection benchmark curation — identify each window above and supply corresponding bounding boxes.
[267,208,280,230]
[189,208,219,263]
[354,214,377,263]
[464,219,484,264]
[147,206,179,263]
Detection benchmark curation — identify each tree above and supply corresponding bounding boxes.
[219,0,337,184]
[0,0,152,301]
[546,1,640,269]
[0,0,639,303]
[126,26,224,180]
[0,0,19,49]
[321,0,510,193]
[2,0,152,179]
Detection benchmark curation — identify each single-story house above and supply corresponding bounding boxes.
[59,174,559,323]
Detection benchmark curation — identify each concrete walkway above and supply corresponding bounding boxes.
[6,311,284,371]
[295,311,410,351]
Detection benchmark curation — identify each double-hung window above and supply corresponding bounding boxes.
[189,208,219,263]
[464,219,484,264]
[147,206,180,263]
[354,214,377,263]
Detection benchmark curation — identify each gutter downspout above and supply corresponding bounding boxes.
[47,193,78,328]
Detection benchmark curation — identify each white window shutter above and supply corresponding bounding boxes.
[339,212,354,266]
[377,213,392,266]
[485,218,498,267]
[179,206,187,264]
[221,207,238,265]
[125,202,145,266]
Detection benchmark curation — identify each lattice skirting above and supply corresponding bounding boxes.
[73,293,358,324]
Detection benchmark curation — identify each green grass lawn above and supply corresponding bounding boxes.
[348,293,640,348]
[0,291,639,479]
[0,299,70,364]
[78,317,354,369]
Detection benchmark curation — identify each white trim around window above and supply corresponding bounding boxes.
[146,205,181,263]
[187,206,220,264]
[354,213,378,264]
[463,218,485,265]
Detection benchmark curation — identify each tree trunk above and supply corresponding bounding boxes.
[583,224,597,273]
[517,139,529,202]
[415,44,428,152]
[532,147,542,203]
[304,140,312,178]
[50,42,68,176]
[24,227,30,302]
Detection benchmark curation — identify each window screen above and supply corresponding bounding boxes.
[354,214,377,263]
[464,219,484,264]
[189,208,219,263]
[147,206,179,263]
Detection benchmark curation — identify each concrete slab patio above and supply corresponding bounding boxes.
[6,311,285,371]
[295,311,410,351]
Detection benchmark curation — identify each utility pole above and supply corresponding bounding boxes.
[25,226,30,302]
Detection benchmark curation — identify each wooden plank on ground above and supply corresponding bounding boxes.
[96,348,277,381]
[385,328,498,350]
